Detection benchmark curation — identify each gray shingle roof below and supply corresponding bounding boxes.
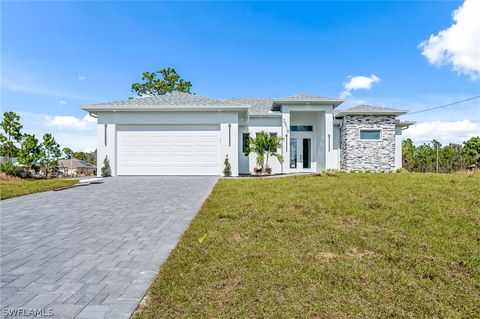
[225,94,343,115]
[277,94,343,102]
[58,159,96,168]
[83,93,345,115]
[93,92,237,107]
[224,98,276,115]
[335,104,408,117]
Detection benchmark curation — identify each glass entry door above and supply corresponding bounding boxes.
[289,137,312,170]
[290,138,298,168]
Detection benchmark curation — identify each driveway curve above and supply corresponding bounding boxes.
[1,176,217,319]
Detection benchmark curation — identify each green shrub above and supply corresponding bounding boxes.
[223,155,232,177]
[101,156,112,177]
[0,160,23,177]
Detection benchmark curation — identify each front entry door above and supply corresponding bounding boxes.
[290,135,312,171]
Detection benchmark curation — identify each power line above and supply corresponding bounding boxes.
[408,95,480,115]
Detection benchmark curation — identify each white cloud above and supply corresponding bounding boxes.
[59,100,67,105]
[44,114,96,131]
[340,75,381,98]
[78,75,87,81]
[403,119,480,144]
[419,0,480,80]
[15,111,96,151]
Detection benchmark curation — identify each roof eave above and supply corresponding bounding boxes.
[396,120,416,127]
[273,100,344,107]
[335,110,408,117]
[81,104,250,113]
[250,113,282,117]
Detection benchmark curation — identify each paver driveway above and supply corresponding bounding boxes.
[1,176,217,319]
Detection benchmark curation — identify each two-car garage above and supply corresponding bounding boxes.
[83,94,245,177]
[116,124,221,175]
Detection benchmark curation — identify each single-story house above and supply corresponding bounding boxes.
[81,93,414,177]
[58,159,96,176]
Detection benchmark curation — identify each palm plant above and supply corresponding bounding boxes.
[245,131,284,173]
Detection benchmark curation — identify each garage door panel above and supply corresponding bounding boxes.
[117,124,220,175]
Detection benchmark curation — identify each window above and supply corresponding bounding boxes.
[290,125,313,132]
[270,132,278,151]
[242,133,250,153]
[360,129,381,140]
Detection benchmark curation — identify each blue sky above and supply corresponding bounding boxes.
[1,1,479,151]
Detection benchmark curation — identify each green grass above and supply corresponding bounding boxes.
[0,178,79,199]
[135,173,480,319]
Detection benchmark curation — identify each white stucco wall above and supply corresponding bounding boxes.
[395,126,402,169]
[96,123,116,177]
[333,124,341,168]
[324,110,337,169]
[96,111,240,176]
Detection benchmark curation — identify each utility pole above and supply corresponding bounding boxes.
[436,143,439,174]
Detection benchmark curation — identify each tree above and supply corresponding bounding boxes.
[245,132,266,170]
[0,111,23,159]
[264,134,284,170]
[40,133,61,177]
[87,149,97,165]
[432,139,442,173]
[245,131,284,173]
[131,68,192,96]
[442,143,466,172]
[463,136,480,166]
[415,143,435,172]
[63,147,74,159]
[101,156,112,177]
[402,139,416,171]
[18,134,41,173]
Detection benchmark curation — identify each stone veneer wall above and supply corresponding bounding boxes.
[340,115,396,171]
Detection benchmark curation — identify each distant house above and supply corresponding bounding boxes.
[58,159,96,176]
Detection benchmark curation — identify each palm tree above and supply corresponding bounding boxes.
[245,131,284,173]
[264,133,284,170]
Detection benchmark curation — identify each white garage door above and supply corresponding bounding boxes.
[117,124,220,175]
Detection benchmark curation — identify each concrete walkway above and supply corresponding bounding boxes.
[1,176,217,319]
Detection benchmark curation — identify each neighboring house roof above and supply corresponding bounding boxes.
[58,159,96,169]
[335,104,408,117]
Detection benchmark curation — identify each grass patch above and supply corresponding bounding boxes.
[135,173,480,319]
[0,178,79,199]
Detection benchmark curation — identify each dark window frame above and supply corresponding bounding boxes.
[290,125,313,132]
[242,133,250,153]
[359,129,382,140]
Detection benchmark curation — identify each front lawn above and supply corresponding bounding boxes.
[135,173,480,319]
[0,178,79,199]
